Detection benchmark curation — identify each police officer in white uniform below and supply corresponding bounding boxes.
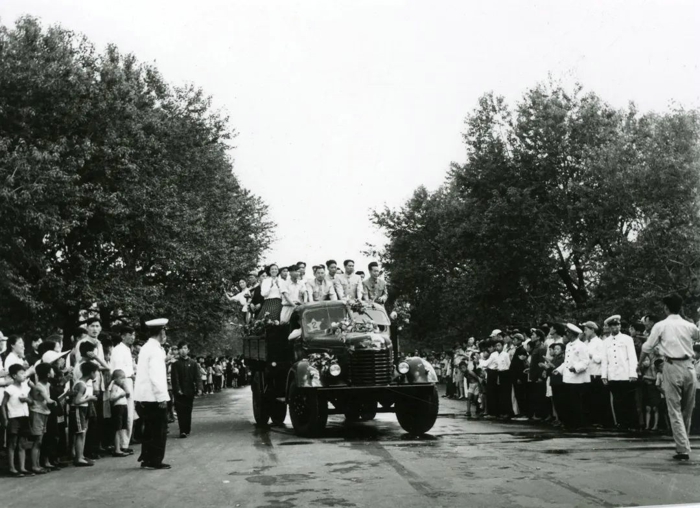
[134,318,171,469]
[641,294,700,461]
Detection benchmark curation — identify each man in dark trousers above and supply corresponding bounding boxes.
[171,342,201,438]
[134,318,171,470]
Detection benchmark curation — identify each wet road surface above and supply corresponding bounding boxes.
[3,387,700,507]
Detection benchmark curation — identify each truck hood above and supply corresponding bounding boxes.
[305,331,391,351]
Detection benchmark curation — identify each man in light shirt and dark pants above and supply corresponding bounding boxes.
[134,318,171,470]
[641,294,700,461]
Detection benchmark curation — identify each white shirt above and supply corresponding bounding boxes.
[260,277,284,300]
[480,351,499,371]
[337,273,363,301]
[602,333,638,381]
[4,351,25,369]
[560,340,590,384]
[282,279,307,305]
[134,338,170,403]
[642,314,699,359]
[587,336,604,376]
[5,383,30,418]
[108,381,128,406]
[495,350,511,371]
[110,342,135,379]
[232,288,251,312]
[325,274,345,299]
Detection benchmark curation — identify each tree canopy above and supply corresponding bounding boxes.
[0,17,274,348]
[372,81,700,345]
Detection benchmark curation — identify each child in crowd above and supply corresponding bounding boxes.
[71,361,99,467]
[29,362,55,474]
[2,364,32,477]
[692,344,700,435]
[465,355,483,419]
[654,359,671,433]
[639,356,659,431]
[108,369,131,457]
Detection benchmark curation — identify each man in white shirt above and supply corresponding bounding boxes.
[134,318,171,470]
[110,325,136,448]
[494,337,513,419]
[482,332,501,418]
[281,265,308,324]
[324,260,345,300]
[558,324,589,429]
[336,260,363,301]
[602,314,638,430]
[641,294,700,461]
[583,321,610,427]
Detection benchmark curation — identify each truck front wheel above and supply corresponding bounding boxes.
[395,386,439,436]
[288,379,328,437]
[252,372,270,425]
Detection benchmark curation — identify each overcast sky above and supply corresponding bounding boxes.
[2,1,699,272]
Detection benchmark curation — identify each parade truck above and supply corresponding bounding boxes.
[242,300,439,437]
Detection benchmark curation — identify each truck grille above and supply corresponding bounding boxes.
[349,349,393,386]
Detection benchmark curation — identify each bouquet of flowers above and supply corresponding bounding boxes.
[244,312,280,336]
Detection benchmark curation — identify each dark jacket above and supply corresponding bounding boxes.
[171,357,201,398]
[547,353,565,386]
[528,342,546,382]
[509,345,528,382]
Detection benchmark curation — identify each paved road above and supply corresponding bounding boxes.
[4,387,700,508]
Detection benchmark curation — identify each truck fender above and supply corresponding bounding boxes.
[402,357,436,384]
[287,360,323,392]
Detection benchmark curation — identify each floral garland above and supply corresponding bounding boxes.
[307,352,337,372]
[328,317,378,341]
[348,300,376,314]
[244,312,280,336]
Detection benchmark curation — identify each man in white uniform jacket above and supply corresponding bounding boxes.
[558,323,589,429]
[134,318,171,470]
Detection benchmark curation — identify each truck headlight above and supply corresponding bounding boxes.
[398,362,409,374]
[329,363,341,377]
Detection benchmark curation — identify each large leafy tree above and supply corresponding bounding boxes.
[372,82,700,345]
[0,17,273,346]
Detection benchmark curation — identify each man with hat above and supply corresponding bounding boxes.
[558,323,589,429]
[641,294,700,460]
[134,318,171,469]
[602,314,638,431]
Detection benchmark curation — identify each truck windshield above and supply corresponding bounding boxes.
[303,307,349,335]
[352,309,390,327]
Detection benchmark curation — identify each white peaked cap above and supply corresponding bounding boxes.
[145,318,169,328]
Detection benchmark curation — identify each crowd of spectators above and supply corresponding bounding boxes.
[425,309,700,436]
[0,320,247,477]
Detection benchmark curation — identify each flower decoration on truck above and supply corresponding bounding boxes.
[244,312,280,336]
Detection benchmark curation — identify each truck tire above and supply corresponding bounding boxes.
[270,399,287,425]
[252,372,270,425]
[395,386,439,436]
[288,379,327,437]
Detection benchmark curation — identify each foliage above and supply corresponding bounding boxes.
[0,17,274,346]
[372,80,700,344]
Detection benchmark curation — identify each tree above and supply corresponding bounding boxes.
[372,81,700,344]
[0,17,274,346]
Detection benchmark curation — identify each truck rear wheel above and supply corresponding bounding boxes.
[395,386,439,436]
[288,379,327,437]
[252,372,270,425]
[270,399,287,425]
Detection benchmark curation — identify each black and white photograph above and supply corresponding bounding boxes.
[1,1,700,507]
